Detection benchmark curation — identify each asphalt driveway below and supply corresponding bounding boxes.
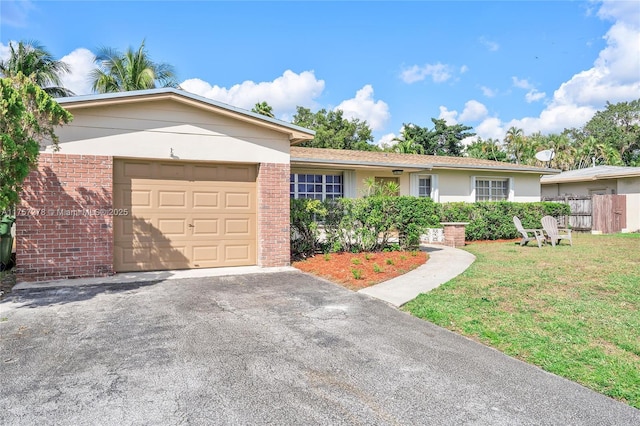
[1,271,638,425]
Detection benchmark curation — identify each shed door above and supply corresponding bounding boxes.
[113,159,256,272]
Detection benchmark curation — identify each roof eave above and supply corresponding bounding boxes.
[290,157,432,172]
[431,163,561,174]
[542,172,640,184]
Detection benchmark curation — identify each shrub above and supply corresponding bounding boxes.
[440,201,570,241]
[390,196,441,250]
[290,198,327,259]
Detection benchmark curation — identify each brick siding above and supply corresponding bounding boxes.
[257,162,291,267]
[16,154,114,281]
[442,223,467,248]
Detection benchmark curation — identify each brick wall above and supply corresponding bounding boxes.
[442,223,467,248]
[17,154,114,281]
[257,162,290,267]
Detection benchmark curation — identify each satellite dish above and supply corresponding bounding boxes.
[535,149,555,162]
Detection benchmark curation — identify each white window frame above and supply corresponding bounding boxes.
[471,176,514,202]
[290,173,344,200]
[410,173,438,201]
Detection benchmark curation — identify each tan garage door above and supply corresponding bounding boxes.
[113,159,257,272]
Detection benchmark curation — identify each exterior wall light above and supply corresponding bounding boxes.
[392,169,403,175]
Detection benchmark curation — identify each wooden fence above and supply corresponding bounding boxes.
[542,194,627,233]
[542,195,592,231]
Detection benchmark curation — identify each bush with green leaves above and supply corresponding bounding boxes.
[290,198,327,259]
[440,201,571,240]
[290,196,570,259]
[389,196,441,249]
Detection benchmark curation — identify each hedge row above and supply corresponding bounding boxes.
[290,197,570,259]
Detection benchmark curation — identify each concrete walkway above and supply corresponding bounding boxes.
[358,244,476,307]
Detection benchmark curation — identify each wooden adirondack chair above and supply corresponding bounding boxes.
[513,216,545,248]
[541,215,573,247]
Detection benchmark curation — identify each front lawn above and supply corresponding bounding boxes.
[404,233,640,409]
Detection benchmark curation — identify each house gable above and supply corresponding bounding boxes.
[54,90,313,164]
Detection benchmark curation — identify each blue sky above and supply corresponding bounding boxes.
[1,0,639,146]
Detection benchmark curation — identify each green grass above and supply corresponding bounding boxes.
[403,233,640,408]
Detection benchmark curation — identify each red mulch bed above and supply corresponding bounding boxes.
[292,251,428,291]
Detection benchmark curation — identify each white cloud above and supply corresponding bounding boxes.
[479,36,500,52]
[512,77,546,103]
[525,89,546,103]
[438,106,458,125]
[0,42,10,61]
[474,117,505,141]
[180,70,325,118]
[0,0,34,27]
[499,0,640,135]
[480,86,497,98]
[335,85,390,131]
[400,63,452,84]
[376,132,397,148]
[460,65,469,74]
[512,76,533,90]
[59,48,96,96]
[459,100,489,122]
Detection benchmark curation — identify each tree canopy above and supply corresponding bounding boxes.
[251,101,275,118]
[91,39,178,93]
[0,74,72,210]
[292,107,376,151]
[464,137,508,162]
[0,40,74,97]
[390,119,475,156]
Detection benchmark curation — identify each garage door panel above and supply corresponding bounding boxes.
[118,161,153,180]
[159,163,188,179]
[192,191,219,208]
[158,190,187,208]
[192,245,219,263]
[191,218,219,236]
[131,190,152,208]
[115,217,154,240]
[114,159,257,272]
[224,217,253,236]
[225,244,253,262]
[224,165,256,182]
[157,218,187,236]
[192,165,222,181]
[116,243,190,270]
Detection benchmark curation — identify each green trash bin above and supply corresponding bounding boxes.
[0,215,16,269]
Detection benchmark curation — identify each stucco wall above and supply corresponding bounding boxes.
[541,179,619,197]
[625,194,640,232]
[52,99,291,164]
[618,177,640,195]
[291,167,543,201]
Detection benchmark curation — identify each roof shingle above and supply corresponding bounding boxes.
[290,147,558,174]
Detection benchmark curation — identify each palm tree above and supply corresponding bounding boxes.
[390,127,425,154]
[0,40,74,97]
[504,126,525,164]
[90,39,177,93]
[392,138,425,154]
[252,101,275,118]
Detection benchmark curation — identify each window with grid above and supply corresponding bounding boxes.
[290,174,343,200]
[475,178,508,201]
[418,176,431,198]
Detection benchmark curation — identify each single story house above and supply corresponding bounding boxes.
[290,147,557,202]
[17,88,558,281]
[541,166,640,232]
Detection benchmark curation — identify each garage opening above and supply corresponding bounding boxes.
[113,159,257,272]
